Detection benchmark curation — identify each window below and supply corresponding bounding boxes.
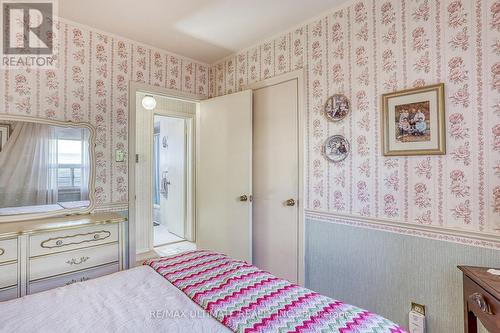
[55,129,86,199]
[57,139,83,188]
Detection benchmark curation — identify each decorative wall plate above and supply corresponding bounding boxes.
[323,135,350,162]
[324,94,350,121]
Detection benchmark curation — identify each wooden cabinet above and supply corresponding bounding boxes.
[458,266,500,333]
[0,212,127,302]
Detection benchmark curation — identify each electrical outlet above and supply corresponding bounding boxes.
[411,302,425,315]
[409,302,426,333]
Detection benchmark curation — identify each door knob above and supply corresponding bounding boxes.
[285,198,296,206]
[239,195,248,202]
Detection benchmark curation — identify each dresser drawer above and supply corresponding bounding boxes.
[28,263,119,294]
[0,286,18,302]
[30,224,119,257]
[0,262,17,289]
[29,242,119,281]
[0,238,17,263]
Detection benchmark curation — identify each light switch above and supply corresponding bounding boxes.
[115,149,125,162]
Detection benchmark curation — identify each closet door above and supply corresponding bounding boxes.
[252,78,299,283]
[197,90,253,262]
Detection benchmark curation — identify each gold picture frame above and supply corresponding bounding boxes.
[381,83,446,156]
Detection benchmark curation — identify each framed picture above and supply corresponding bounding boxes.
[381,83,445,156]
[323,135,350,163]
[324,94,350,122]
[0,124,10,152]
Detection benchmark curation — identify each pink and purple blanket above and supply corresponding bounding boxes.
[145,250,406,333]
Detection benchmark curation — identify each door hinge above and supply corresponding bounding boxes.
[136,154,139,163]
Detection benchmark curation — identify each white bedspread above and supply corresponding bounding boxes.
[0,266,231,333]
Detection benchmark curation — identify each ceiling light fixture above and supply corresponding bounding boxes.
[142,95,157,110]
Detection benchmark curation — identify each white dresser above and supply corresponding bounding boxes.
[0,212,127,301]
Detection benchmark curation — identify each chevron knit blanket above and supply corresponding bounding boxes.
[145,250,406,333]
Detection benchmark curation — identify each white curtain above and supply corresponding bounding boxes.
[0,122,58,207]
[80,129,90,200]
[47,128,58,203]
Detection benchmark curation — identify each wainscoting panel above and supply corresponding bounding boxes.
[305,218,500,332]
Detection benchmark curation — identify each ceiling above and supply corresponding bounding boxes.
[58,0,349,64]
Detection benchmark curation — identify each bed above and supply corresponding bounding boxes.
[0,250,405,333]
[0,264,229,333]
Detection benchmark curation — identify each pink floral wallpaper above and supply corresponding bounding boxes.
[210,0,500,238]
[1,19,209,208]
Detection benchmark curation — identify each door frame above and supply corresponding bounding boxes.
[128,81,204,265]
[244,70,306,285]
[151,111,195,247]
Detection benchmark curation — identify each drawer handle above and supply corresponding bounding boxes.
[469,292,493,315]
[66,276,90,286]
[66,256,90,266]
[0,248,4,256]
[41,230,112,249]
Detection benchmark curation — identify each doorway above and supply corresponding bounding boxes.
[133,90,196,254]
[129,79,303,283]
[152,115,187,246]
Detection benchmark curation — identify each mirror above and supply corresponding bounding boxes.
[0,116,95,222]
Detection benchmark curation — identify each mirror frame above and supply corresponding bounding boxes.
[0,115,96,222]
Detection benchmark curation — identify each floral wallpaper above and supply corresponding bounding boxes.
[210,0,500,238]
[0,1,498,242]
[1,19,209,208]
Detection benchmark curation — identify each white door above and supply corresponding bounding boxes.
[253,79,299,283]
[159,117,186,238]
[197,90,253,262]
[135,98,154,254]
